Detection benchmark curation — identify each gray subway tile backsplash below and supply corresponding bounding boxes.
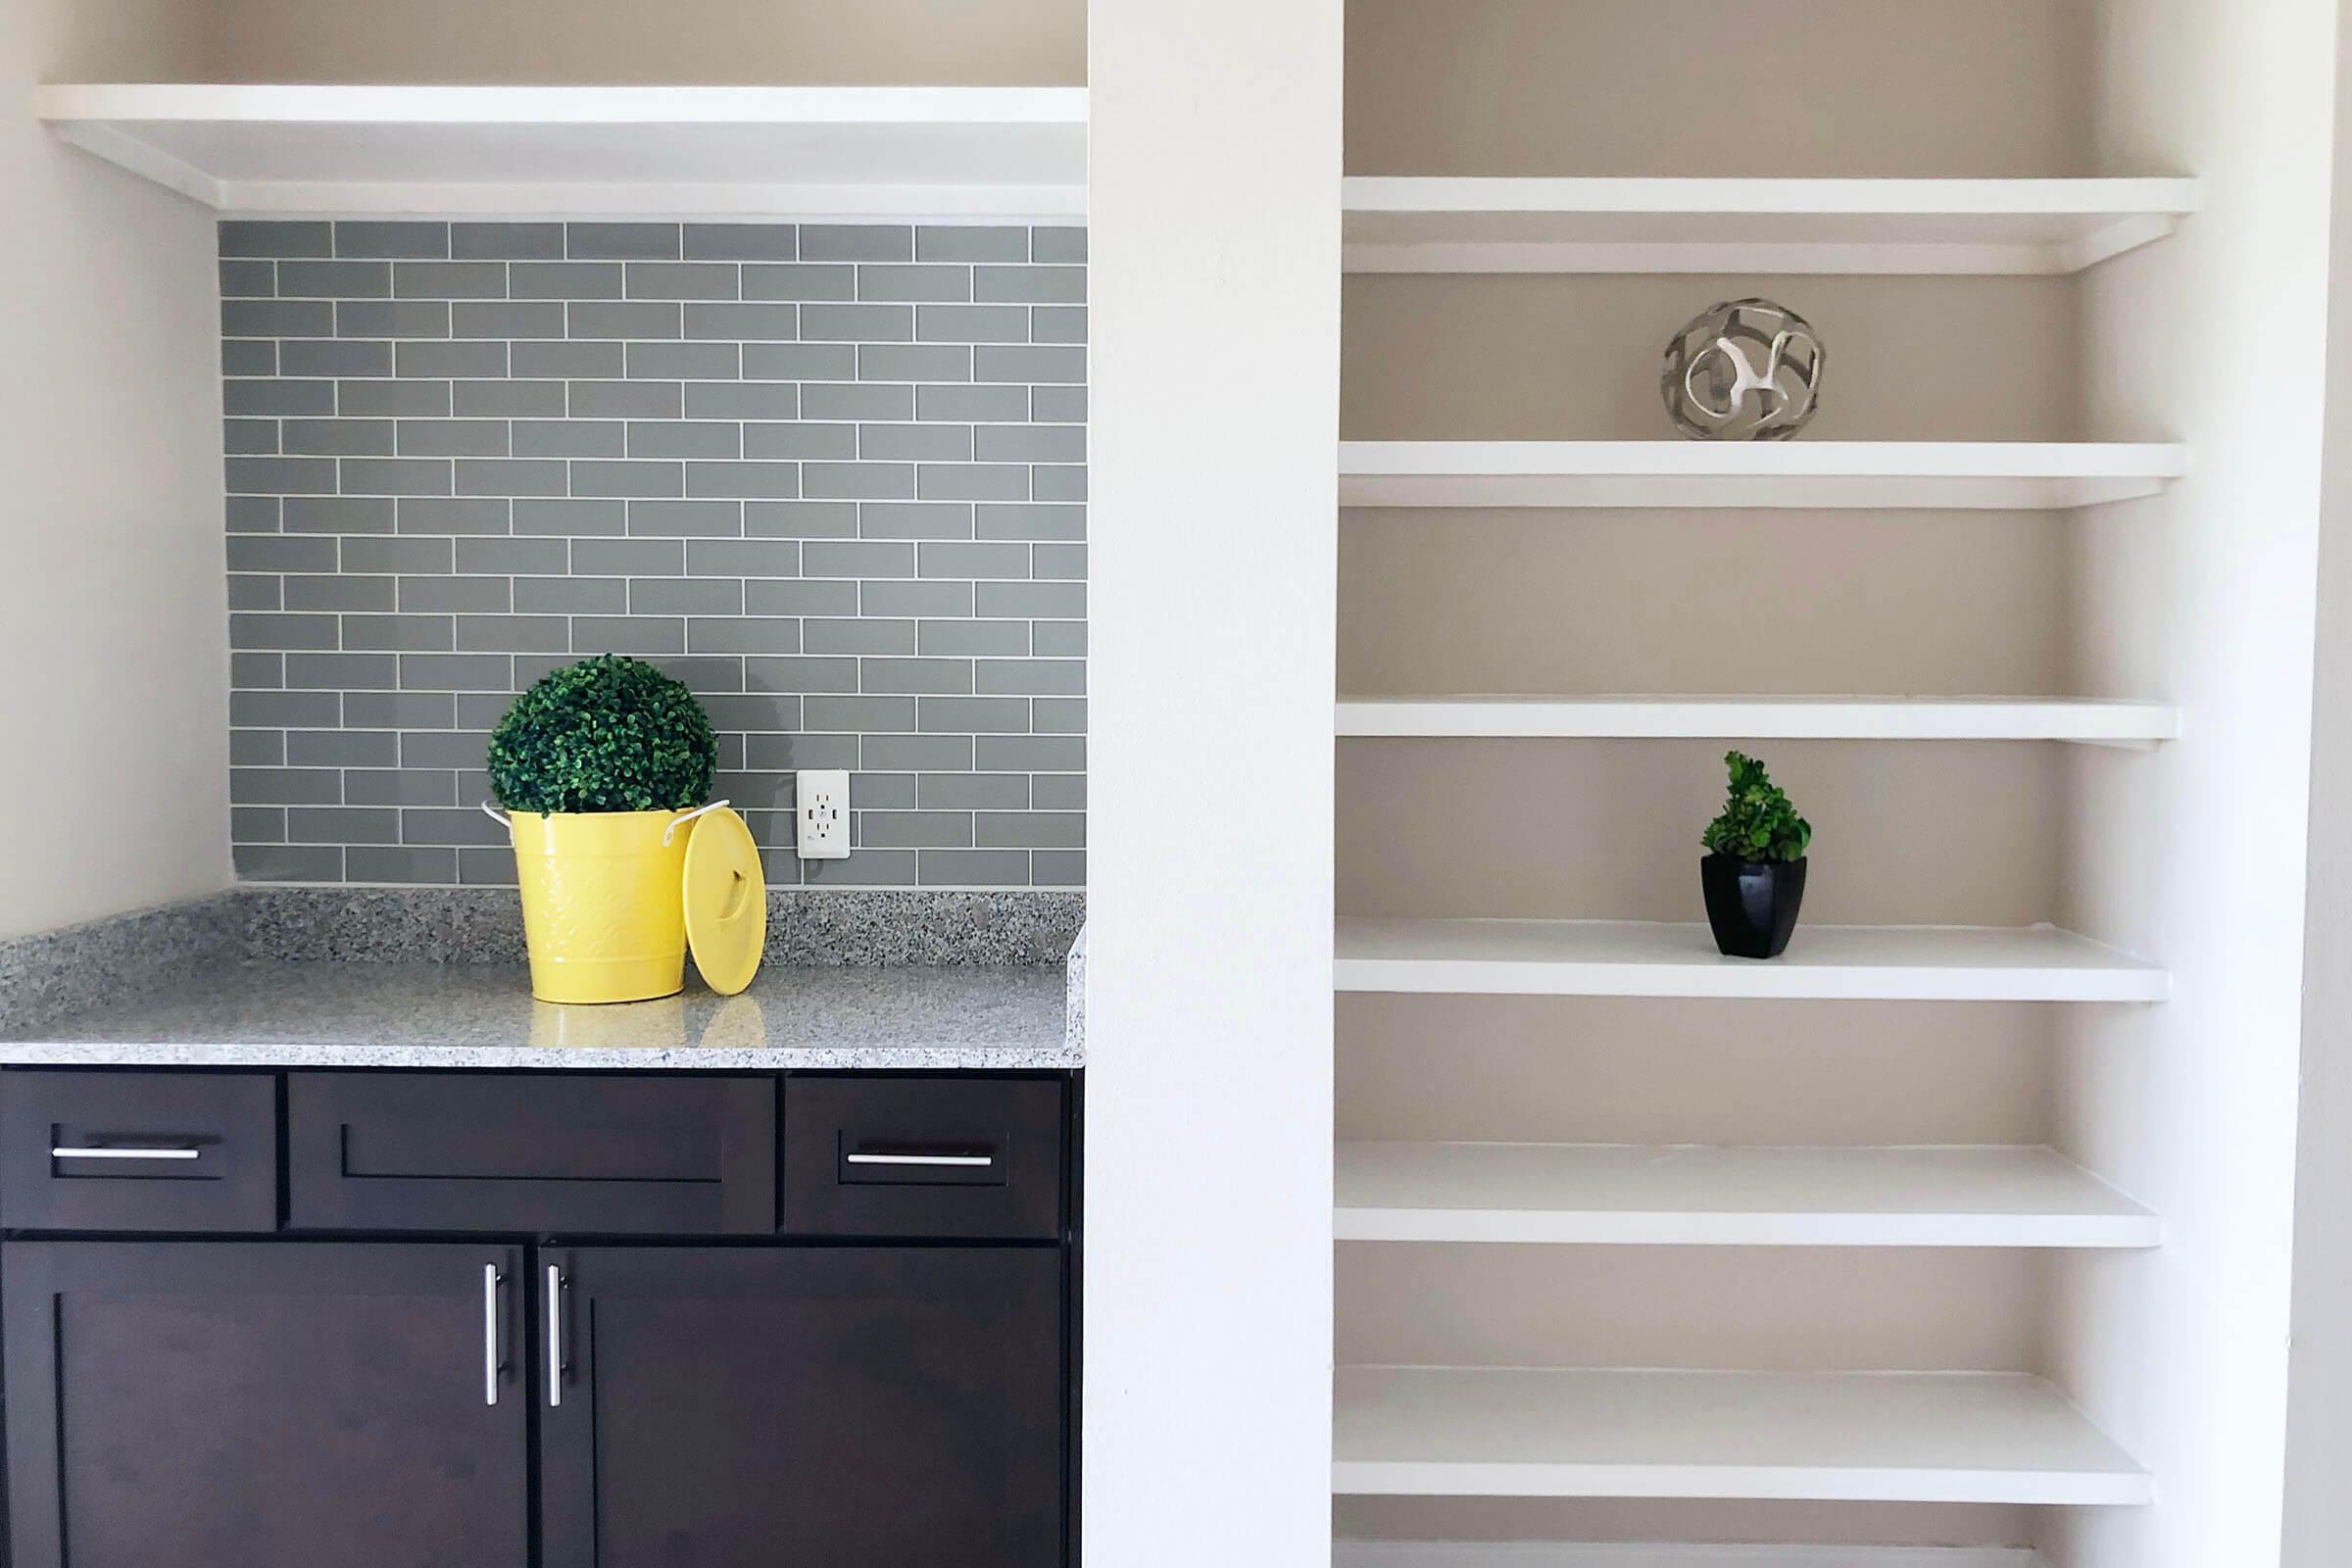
[220,220,1083,890]
[801,225,914,263]
[220,220,332,259]
[453,222,564,261]
[565,222,684,262]
[684,224,801,262]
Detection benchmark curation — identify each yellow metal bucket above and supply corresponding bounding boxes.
[507,808,695,1004]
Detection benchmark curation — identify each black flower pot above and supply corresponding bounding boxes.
[1701,854,1807,959]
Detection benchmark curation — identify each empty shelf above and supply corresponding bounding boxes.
[1342,176,2199,274]
[1336,696,2180,745]
[1333,1365,2150,1504]
[35,83,1088,217]
[1334,1142,2159,1248]
[1334,918,2170,1002]
[1338,442,2187,511]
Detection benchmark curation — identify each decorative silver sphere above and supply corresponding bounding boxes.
[1661,298,1825,441]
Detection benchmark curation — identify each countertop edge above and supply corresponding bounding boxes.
[0,1041,1082,1070]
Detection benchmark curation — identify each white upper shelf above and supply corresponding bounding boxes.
[1333,1365,2151,1505]
[34,84,1088,218]
[1335,918,2169,1002]
[1336,696,2180,746]
[1334,1142,2159,1249]
[1338,441,2188,511]
[1342,176,2200,275]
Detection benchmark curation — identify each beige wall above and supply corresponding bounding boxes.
[1344,273,2085,443]
[1336,1497,2030,1552]
[1339,996,2057,1147]
[0,0,229,939]
[206,0,1082,84]
[1347,0,2092,178]
[1338,740,2068,924]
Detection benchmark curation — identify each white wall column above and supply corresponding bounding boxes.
[1084,0,1343,1561]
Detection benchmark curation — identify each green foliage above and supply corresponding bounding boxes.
[1701,750,1811,863]
[487,656,717,815]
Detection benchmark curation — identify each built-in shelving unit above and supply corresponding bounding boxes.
[1335,696,2180,745]
[1335,1142,2160,1249]
[1341,176,2200,275]
[1332,1366,2152,1504]
[34,84,1089,216]
[1338,441,2188,511]
[1335,918,2170,1002]
[1327,6,2228,1559]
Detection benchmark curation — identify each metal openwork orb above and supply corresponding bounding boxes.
[1660,298,1825,441]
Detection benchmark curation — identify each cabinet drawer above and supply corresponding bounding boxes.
[784,1077,1064,1240]
[0,1072,278,1234]
[289,1073,775,1235]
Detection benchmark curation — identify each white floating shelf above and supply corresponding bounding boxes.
[1342,176,2199,275]
[1333,1366,2150,1504]
[1338,442,2187,511]
[1334,1142,2158,1249]
[1334,919,2169,1003]
[1336,696,2180,746]
[35,84,1088,218]
[1335,1544,2048,1568]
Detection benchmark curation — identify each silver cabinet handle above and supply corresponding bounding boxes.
[51,1145,202,1160]
[546,1264,564,1409]
[845,1152,995,1168]
[482,1263,504,1407]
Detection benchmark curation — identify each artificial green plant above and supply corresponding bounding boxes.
[1701,750,1811,862]
[487,655,717,814]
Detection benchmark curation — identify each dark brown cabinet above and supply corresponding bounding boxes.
[2,1240,530,1568]
[539,1246,1065,1567]
[0,1068,1077,1568]
[288,1071,778,1235]
[0,1072,277,1234]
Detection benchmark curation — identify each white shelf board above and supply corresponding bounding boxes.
[1333,1366,2151,1504]
[1335,1544,2045,1568]
[35,84,1087,218]
[1342,176,2199,274]
[1334,919,2169,1002]
[1334,1542,2047,1568]
[1334,1142,2159,1248]
[1337,442,2187,511]
[1336,696,2180,745]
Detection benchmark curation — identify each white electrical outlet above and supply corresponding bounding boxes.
[795,769,852,860]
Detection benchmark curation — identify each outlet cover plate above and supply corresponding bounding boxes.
[796,769,851,860]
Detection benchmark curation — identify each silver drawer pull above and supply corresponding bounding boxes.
[50,1145,202,1160]
[845,1152,995,1168]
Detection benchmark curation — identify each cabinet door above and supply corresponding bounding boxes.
[541,1245,1065,1567]
[4,1241,529,1568]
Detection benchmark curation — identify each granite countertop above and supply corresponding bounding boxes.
[0,960,1081,1071]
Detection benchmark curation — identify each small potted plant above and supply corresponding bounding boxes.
[485,656,719,1004]
[1700,751,1811,959]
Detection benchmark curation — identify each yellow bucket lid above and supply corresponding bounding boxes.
[681,806,765,996]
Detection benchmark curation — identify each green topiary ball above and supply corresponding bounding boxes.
[487,655,717,815]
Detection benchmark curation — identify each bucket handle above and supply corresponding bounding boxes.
[662,800,731,847]
[475,801,728,846]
